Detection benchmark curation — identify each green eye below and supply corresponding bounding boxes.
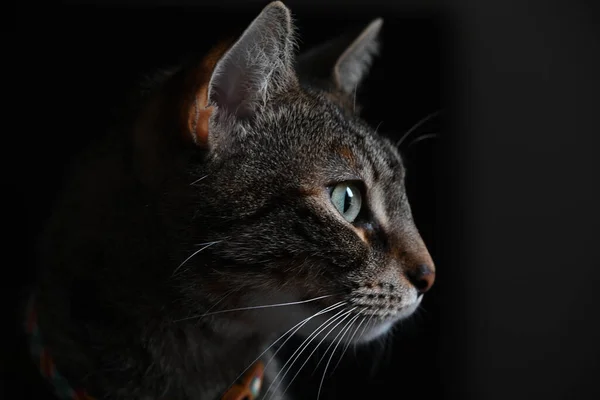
[330,182,362,223]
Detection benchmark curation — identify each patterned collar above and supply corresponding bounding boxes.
[25,296,264,400]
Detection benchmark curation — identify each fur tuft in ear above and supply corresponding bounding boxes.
[207,1,298,120]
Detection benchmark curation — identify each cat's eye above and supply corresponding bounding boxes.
[330,182,363,223]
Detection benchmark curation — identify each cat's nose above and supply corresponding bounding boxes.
[406,264,435,293]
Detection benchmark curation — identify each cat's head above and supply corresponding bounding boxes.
[142,1,435,343]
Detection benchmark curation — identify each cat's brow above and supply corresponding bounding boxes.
[337,146,357,168]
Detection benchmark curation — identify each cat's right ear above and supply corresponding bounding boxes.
[185,1,298,148]
[296,18,383,100]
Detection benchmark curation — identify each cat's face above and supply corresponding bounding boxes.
[198,98,433,343]
[166,2,434,344]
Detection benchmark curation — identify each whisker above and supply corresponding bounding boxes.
[174,294,333,322]
[190,288,238,326]
[406,132,439,149]
[264,308,349,399]
[311,310,364,375]
[221,301,346,398]
[189,174,209,186]
[172,241,222,277]
[373,121,384,135]
[262,301,346,370]
[353,312,376,357]
[276,308,358,400]
[265,307,353,399]
[316,312,363,400]
[331,310,369,374]
[396,109,441,148]
[358,312,376,343]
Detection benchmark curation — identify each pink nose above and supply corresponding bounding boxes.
[406,264,435,293]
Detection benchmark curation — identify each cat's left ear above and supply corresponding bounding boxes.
[296,18,383,97]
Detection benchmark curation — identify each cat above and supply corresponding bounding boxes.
[29,2,435,399]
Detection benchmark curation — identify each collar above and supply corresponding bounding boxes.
[25,296,264,400]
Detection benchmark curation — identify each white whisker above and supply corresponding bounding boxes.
[316,312,363,400]
[353,312,377,357]
[265,307,353,399]
[262,301,346,370]
[189,174,209,186]
[174,294,333,322]
[283,309,351,394]
[201,295,332,317]
[221,301,346,399]
[358,312,376,343]
[172,241,222,277]
[264,309,348,399]
[332,310,369,373]
[374,121,383,135]
[191,289,237,326]
[274,308,357,400]
[312,310,363,374]
[396,109,441,148]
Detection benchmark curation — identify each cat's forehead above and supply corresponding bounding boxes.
[251,94,404,180]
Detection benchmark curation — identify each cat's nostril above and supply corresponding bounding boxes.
[406,264,435,294]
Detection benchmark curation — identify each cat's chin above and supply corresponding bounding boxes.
[356,294,423,343]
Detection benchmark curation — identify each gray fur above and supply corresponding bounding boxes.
[32,2,433,400]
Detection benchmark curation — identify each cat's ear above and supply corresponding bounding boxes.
[297,18,383,96]
[334,19,383,94]
[208,1,297,115]
[186,1,297,147]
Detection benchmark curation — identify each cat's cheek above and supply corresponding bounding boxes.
[246,303,312,337]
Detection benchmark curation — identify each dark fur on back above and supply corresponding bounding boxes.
[32,2,435,399]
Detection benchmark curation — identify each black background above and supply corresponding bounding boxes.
[5,1,600,399]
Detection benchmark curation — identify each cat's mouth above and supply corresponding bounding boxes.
[292,290,423,345]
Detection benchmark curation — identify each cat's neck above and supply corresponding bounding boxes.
[32,283,275,400]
